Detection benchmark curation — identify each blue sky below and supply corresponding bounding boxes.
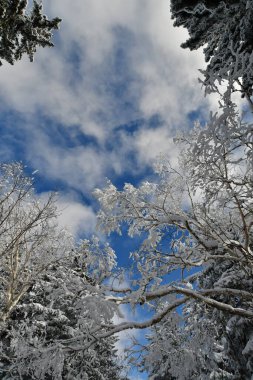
[0,0,212,235]
[0,1,218,378]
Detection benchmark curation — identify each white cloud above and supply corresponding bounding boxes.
[0,0,215,206]
[128,1,207,123]
[37,191,97,237]
[56,195,97,237]
[29,143,107,192]
[134,125,179,168]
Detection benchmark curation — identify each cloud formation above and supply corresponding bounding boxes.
[0,0,209,232]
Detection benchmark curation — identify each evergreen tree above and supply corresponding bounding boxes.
[170,0,253,98]
[0,250,126,379]
[0,0,61,65]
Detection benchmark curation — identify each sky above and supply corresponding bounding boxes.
[0,1,215,378]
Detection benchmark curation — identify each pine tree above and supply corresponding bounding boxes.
[0,0,61,65]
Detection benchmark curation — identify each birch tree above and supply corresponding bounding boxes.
[0,163,71,323]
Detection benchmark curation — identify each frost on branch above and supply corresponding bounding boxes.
[0,162,72,323]
[77,236,117,283]
[95,103,253,282]
[94,103,253,377]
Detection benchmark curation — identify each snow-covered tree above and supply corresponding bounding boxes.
[93,99,253,378]
[170,0,253,101]
[142,257,253,379]
[0,162,71,323]
[0,163,127,379]
[0,242,126,379]
[0,0,61,65]
[140,307,217,380]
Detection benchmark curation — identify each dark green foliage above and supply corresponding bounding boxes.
[170,0,253,96]
[0,0,61,65]
[170,0,240,51]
